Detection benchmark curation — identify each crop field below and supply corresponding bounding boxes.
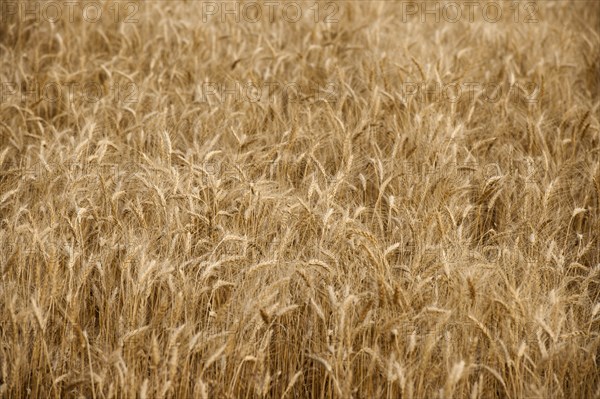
[0,0,599,398]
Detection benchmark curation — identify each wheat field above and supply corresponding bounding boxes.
[0,1,599,398]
